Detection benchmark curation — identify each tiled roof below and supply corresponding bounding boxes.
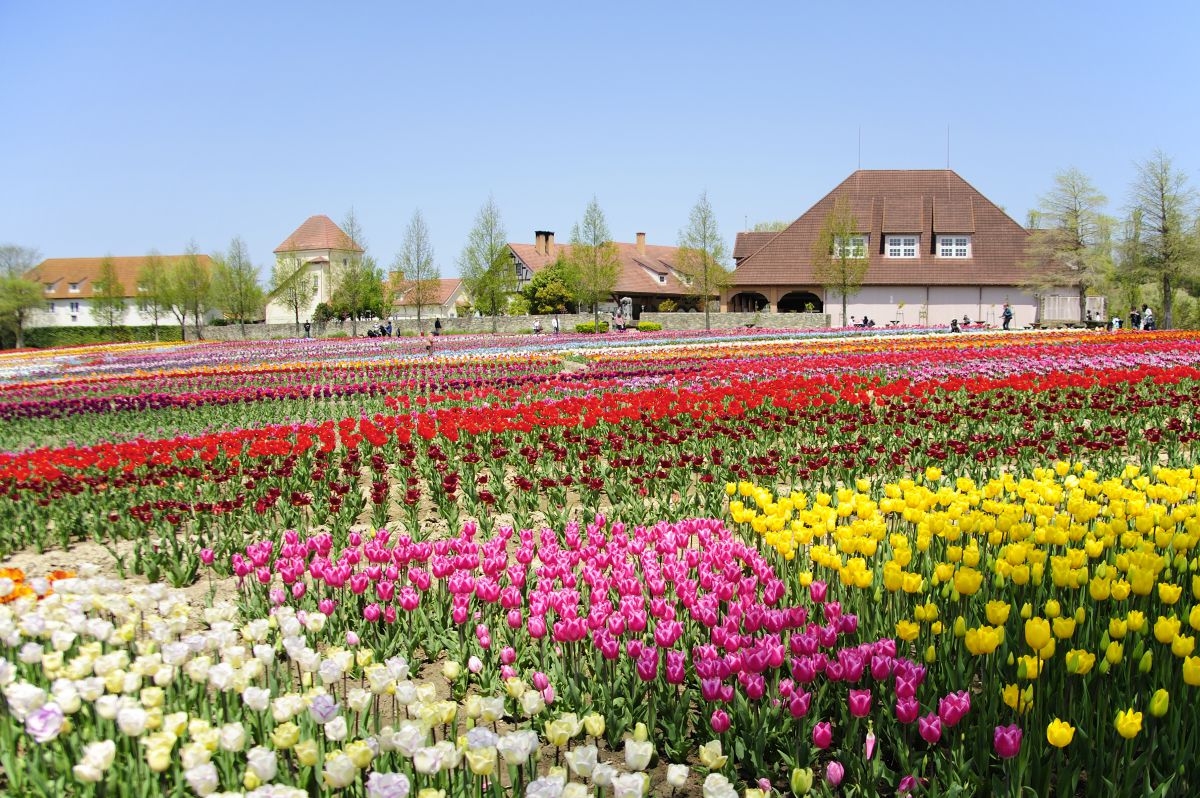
[27,255,215,299]
[274,215,363,254]
[394,278,463,307]
[731,170,1031,286]
[508,240,692,297]
[732,232,775,261]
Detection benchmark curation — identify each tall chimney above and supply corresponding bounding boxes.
[534,231,548,256]
[546,232,556,259]
[636,232,646,256]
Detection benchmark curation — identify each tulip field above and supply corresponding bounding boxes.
[2,327,1200,798]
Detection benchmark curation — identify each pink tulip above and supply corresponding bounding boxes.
[363,603,381,622]
[918,712,942,744]
[711,709,730,733]
[825,761,844,787]
[200,549,215,565]
[500,646,516,665]
[532,671,549,691]
[865,731,876,760]
[809,581,828,603]
[813,721,832,749]
[849,689,871,718]
[895,697,919,724]
[993,724,1022,759]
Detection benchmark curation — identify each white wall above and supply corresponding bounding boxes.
[30,299,215,328]
[825,285,1070,328]
[265,250,339,325]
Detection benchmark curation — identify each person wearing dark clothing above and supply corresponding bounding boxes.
[386,321,393,336]
[949,318,961,333]
[1002,303,1013,330]
[433,318,442,337]
[303,321,311,338]
[1130,308,1141,330]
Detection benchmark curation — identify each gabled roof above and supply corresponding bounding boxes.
[732,170,1030,286]
[28,255,215,299]
[508,240,694,297]
[274,215,363,254]
[393,278,464,307]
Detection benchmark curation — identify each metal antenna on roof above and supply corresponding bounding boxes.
[946,124,951,169]
[857,126,862,170]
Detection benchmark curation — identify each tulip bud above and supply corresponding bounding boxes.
[1149,689,1169,717]
[632,722,648,743]
[1139,651,1153,673]
[1099,658,1111,675]
[790,767,814,795]
[925,645,937,664]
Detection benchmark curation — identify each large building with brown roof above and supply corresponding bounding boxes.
[265,215,363,325]
[727,170,1083,327]
[508,231,699,316]
[25,254,216,327]
[390,277,468,319]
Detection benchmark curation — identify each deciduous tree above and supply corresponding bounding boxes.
[1128,150,1198,328]
[811,196,869,327]
[0,244,43,349]
[676,192,730,331]
[270,256,316,337]
[458,197,514,333]
[91,256,127,330]
[567,197,621,331]
[332,209,384,335]
[392,209,440,326]
[211,236,264,337]
[137,252,170,341]
[168,245,211,340]
[1025,168,1112,321]
[523,256,577,314]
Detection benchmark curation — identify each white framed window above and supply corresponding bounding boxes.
[47,302,56,312]
[886,235,919,258]
[69,282,80,293]
[937,235,971,258]
[70,315,78,323]
[834,235,867,258]
[70,301,80,313]
[658,274,666,284]
[44,283,54,293]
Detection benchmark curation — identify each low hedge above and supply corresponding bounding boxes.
[21,325,184,348]
[637,321,663,331]
[575,321,610,334]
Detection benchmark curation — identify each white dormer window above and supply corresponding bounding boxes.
[937,235,971,258]
[44,283,54,292]
[834,235,867,258]
[69,282,80,293]
[658,274,665,283]
[886,235,919,258]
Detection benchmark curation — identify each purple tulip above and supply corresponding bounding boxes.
[993,724,1022,759]
[826,761,845,787]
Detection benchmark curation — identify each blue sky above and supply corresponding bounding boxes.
[2,1,1197,277]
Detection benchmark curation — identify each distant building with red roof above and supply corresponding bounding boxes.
[265,215,363,325]
[507,231,704,317]
[26,254,216,327]
[390,277,469,319]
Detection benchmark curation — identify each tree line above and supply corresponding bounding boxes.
[2,191,736,346]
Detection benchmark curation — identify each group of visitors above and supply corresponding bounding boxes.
[531,316,561,335]
[1111,305,1155,332]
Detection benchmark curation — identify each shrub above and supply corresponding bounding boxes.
[637,321,663,332]
[21,325,184,348]
[575,321,610,334]
[657,299,678,313]
[324,331,350,339]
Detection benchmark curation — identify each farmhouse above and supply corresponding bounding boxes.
[727,170,1084,327]
[26,254,216,327]
[390,277,469,319]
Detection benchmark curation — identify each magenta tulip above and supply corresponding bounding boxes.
[825,761,844,787]
[813,721,832,749]
[711,709,730,733]
[993,724,1022,759]
[918,712,942,744]
[848,689,872,718]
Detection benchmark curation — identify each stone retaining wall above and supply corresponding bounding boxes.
[200,314,598,340]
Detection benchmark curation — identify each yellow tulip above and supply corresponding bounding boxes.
[1155,616,1181,645]
[1052,617,1076,639]
[1024,618,1051,651]
[1114,708,1142,740]
[895,620,920,641]
[1046,719,1075,748]
[1183,656,1200,687]
[1172,635,1195,658]
[1149,689,1169,718]
[986,601,1012,626]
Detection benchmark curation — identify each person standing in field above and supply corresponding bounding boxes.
[552,315,560,334]
[1002,303,1013,330]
